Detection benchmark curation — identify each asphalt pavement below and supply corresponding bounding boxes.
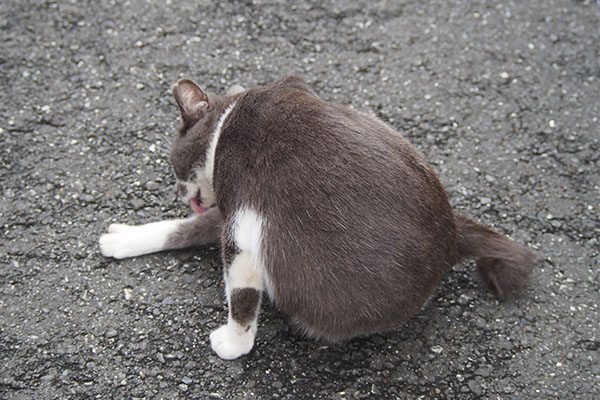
[1,0,598,399]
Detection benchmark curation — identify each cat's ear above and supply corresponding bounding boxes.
[172,79,209,123]
[226,84,245,96]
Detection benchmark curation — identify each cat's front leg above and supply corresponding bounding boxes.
[99,207,223,259]
[210,247,263,360]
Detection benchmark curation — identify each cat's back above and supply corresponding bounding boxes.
[214,76,459,340]
[217,76,451,228]
[216,75,425,200]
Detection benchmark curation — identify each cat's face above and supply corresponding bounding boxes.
[170,79,243,214]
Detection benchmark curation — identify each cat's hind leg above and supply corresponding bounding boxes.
[99,207,223,259]
[210,249,263,360]
[210,209,265,360]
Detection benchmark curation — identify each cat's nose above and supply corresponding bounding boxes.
[176,182,187,197]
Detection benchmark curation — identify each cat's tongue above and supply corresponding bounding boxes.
[190,197,207,214]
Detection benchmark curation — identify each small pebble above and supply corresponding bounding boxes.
[468,380,483,395]
[145,181,160,191]
[431,345,444,354]
[132,199,145,210]
[457,294,470,306]
[105,328,118,338]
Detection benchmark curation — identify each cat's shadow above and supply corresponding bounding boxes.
[170,247,490,366]
[159,248,515,397]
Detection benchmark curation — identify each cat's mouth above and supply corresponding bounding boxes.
[190,193,207,214]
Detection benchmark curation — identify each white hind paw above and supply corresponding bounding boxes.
[210,324,256,360]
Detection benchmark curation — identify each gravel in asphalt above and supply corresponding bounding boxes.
[1,0,598,398]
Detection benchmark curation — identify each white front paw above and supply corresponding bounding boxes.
[99,220,184,259]
[99,224,144,259]
[210,323,256,360]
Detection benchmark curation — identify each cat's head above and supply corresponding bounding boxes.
[170,79,244,214]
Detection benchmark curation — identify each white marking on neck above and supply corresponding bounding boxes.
[204,101,237,187]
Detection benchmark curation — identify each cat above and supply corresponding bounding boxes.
[100,76,537,360]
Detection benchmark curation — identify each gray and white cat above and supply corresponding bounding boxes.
[100,76,537,360]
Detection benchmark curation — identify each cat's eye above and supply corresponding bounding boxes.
[170,163,186,181]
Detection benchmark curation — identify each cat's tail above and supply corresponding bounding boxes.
[455,214,537,299]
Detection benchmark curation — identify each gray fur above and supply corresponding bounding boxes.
[170,76,537,342]
[165,208,223,249]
